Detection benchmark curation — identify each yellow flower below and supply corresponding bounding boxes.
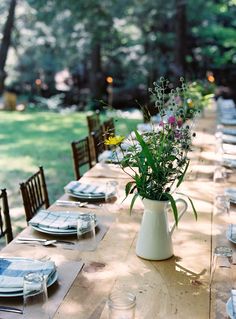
[187,98,193,107]
[104,135,125,146]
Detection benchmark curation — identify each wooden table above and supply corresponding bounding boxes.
[0,104,235,319]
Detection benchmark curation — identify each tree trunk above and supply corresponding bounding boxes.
[89,41,103,109]
[0,0,17,94]
[174,0,186,79]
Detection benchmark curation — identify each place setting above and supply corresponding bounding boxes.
[0,254,84,318]
[14,207,114,252]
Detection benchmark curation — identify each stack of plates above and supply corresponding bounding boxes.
[222,158,236,169]
[0,257,57,297]
[29,210,96,236]
[64,181,114,200]
[225,188,236,204]
[222,135,236,145]
[226,224,236,244]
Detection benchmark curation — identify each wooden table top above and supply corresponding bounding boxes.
[1,104,235,319]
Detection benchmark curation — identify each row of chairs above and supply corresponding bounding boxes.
[72,112,115,179]
[0,111,115,246]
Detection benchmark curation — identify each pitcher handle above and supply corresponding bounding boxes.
[169,198,188,235]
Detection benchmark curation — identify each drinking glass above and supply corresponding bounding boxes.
[105,180,119,203]
[23,272,50,319]
[77,214,96,251]
[210,246,233,287]
[213,166,226,183]
[214,194,230,215]
[108,290,136,319]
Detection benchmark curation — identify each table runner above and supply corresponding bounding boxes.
[0,260,84,319]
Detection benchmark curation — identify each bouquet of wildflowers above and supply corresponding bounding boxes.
[105,78,198,224]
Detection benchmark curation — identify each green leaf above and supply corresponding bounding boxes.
[125,181,135,197]
[163,192,178,226]
[187,196,198,220]
[134,130,158,174]
[176,191,198,221]
[176,159,190,187]
[129,193,139,214]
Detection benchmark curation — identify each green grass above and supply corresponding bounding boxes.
[0,109,141,214]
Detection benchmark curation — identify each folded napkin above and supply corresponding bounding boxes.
[0,258,55,289]
[65,181,106,196]
[221,118,236,126]
[223,128,236,136]
[29,210,96,231]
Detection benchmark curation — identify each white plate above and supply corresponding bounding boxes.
[0,258,58,297]
[226,297,235,319]
[31,224,77,235]
[223,135,236,145]
[31,219,98,236]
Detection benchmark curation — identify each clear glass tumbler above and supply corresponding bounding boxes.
[214,194,230,215]
[105,180,119,203]
[108,290,136,319]
[77,214,96,251]
[23,272,50,319]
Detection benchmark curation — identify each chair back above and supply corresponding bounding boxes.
[71,136,93,180]
[103,118,115,148]
[0,189,13,244]
[87,110,100,133]
[103,118,115,136]
[91,127,106,162]
[20,166,50,222]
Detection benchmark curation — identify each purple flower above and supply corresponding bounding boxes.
[159,121,164,127]
[168,116,176,125]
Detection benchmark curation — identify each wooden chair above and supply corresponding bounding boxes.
[20,166,50,222]
[87,110,101,133]
[103,118,115,138]
[91,127,106,162]
[71,136,93,180]
[0,189,13,244]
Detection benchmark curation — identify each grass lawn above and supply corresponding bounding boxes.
[0,108,142,234]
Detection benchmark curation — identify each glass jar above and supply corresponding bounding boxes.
[108,290,136,319]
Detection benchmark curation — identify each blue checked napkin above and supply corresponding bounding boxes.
[0,258,55,289]
[65,181,106,196]
[29,210,96,231]
[231,289,236,317]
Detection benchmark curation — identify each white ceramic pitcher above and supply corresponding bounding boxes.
[136,197,188,261]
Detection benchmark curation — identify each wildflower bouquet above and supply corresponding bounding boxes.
[105,78,197,224]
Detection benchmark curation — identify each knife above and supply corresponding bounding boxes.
[56,200,88,207]
[0,306,23,314]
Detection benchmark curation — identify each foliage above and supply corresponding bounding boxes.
[0,0,235,96]
[105,78,198,224]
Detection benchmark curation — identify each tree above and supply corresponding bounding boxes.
[0,0,17,93]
